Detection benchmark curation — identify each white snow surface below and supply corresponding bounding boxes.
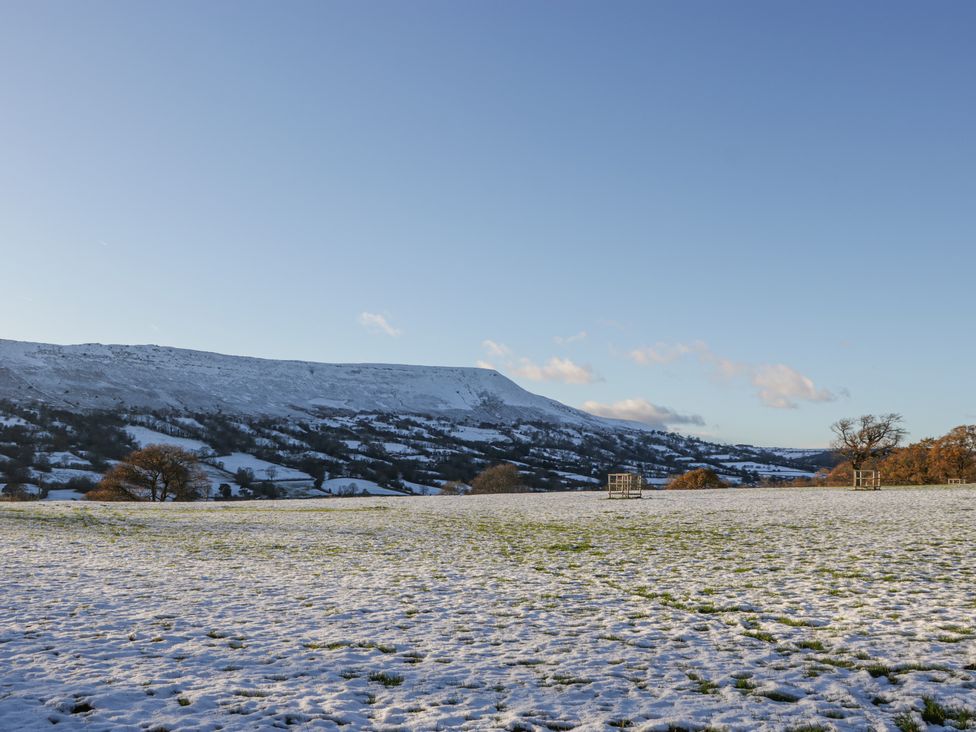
[124,426,211,452]
[42,489,85,501]
[765,447,829,459]
[451,426,511,443]
[0,415,31,427]
[211,453,312,482]
[2,487,975,731]
[0,339,617,428]
[320,478,406,496]
[724,461,815,477]
[33,467,104,484]
[41,451,92,467]
[400,479,441,495]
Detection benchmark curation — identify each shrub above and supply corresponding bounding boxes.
[84,483,140,501]
[65,476,97,493]
[469,463,527,494]
[438,480,468,496]
[666,468,727,490]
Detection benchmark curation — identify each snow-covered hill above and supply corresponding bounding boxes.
[0,340,832,498]
[0,339,611,428]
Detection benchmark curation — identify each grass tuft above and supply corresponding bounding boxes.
[893,711,922,732]
[368,671,404,687]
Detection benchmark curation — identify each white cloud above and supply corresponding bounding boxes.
[629,341,706,365]
[481,340,511,358]
[581,398,704,428]
[553,330,587,345]
[629,340,835,409]
[479,341,599,384]
[358,312,401,337]
[475,360,496,370]
[751,364,835,409]
[513,357,599,384]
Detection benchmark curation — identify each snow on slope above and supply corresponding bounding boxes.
[0,339,616,429]
[321,478,407,495]
[124,426,211,452]
[212,453,312,482]
[724,461,815,478]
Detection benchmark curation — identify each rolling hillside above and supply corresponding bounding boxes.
[0,340,830,498]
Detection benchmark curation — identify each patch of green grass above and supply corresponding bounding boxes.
[743,630,776,643]
[759,689,800,703]
[816,567,868,580]
[920,696,974,728]
[368,671,404,687]
[938,623,973,635]
[693,678,719,694]
[817,656,856,669]
[277,505,391,514]
[546,541,594,552]
[893,711,922,732]
[352,640,396,654]
[921,697,947,725]
[775,616,813,627]
[893,662,950,675]
[796,639,826,651]
[863,663,894,680]
[550,673,592,686]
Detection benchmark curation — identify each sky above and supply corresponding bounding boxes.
[1,1,974,447]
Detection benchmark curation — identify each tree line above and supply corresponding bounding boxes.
[833,423,975,485]
[779,415,976,487]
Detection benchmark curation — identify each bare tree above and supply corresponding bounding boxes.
[89,444,209,502]
[830,414,906,472]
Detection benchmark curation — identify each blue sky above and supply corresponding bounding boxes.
[1,1,974,447]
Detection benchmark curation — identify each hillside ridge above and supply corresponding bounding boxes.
[0,339,614,428]
[0,339,830,498]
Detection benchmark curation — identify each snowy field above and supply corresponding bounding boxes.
[1,488,974,731]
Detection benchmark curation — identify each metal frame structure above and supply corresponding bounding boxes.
[607,472,644,499]
[853,469,881,490]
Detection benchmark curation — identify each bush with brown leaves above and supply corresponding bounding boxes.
[665,467,727,490]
